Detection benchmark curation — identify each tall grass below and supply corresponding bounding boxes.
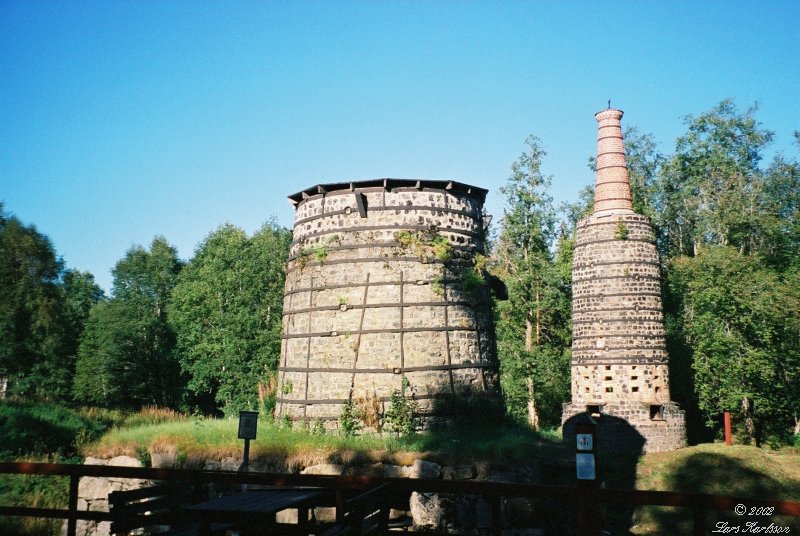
[89,417,396,462]
[0,401,194,536]
[0,401,191,460]
[86,413,566,467]
[0,401,108,458]
[0,453,71,536]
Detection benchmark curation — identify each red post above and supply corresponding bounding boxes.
[724,411,732,446]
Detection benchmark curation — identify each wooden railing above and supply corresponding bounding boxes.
[2,462,799,536]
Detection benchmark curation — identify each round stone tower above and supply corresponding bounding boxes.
[562,109,686,453]
[277,179,499,428]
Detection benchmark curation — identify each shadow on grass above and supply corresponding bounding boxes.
[398,395,569,465]
[564,412,645,536]
[647,452,800,535]
[0,401,108,458]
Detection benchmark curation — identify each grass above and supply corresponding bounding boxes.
[0,401,111,458]
[630,443,800,535]
[0,462,69,536]
[636,443,800,498]
[0,401,193,536]
[85,398,566,468]
[85,416,565,468]
[4,399,800,536]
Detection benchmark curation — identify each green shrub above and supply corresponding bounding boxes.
[297,248,313,269]
[311,419,326,436]
[383,386,419,437]
[394,230,452,262]
[395,230,415,247]
[0,460,70,536]
[430,235,453,262]
[339,398,362,437]
[460,269,485,297]
[615,219,630,240]
[431,276,444,296]
[314,246,328,262]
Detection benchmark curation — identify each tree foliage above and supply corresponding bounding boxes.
[73,237,183,409]
[495,136,571,428]
[668,248,800,442]
[655,100,800,442]
[0,206,71,400]
[3,99,798,445]
[654,100,777,258]
[168,221,291,414]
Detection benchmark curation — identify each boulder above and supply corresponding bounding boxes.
[107,456,141,467]
[403,459,441,479]
[379,463,405,478]
[301,464,346,475]
[442,464,476,480]
[220,457,242,471]
[78,477,110,501]
[150,452,176,468]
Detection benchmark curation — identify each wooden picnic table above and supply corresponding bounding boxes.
[184,486,334,535]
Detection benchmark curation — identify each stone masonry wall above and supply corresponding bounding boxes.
[72,455,542,536]
[277,181,499,425]
[569,212,670,404]
[65,456,149,536]
[563,210,686,453]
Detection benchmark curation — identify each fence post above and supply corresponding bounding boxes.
[577,485,601,536]
[335,489,346,523]
[693,502,706,536]
[67,471,79,536]
[491,495,502,536]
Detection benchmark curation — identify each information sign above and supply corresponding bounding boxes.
[238,411,259,440]
[576,453,596,480]
[575,419,597,481]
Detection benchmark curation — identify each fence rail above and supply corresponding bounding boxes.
[2,462,799,536]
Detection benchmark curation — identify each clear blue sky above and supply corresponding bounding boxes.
[2,1,798,293]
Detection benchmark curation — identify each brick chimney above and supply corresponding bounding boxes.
[593,108,634,215]
[561,107,687,453]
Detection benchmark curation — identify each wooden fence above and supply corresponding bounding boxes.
[1,462,799,536]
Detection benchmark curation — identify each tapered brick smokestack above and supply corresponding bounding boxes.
[562,107,686,453]
[594,108,634,214]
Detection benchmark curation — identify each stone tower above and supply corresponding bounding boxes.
[562,109,686,453]
[276,179,499,428]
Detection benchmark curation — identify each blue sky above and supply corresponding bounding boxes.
[2,1,798,293]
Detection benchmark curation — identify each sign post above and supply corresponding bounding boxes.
[238,411,258,493]
[575,416,600,536]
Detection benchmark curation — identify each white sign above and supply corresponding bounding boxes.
[576,433,593,451]
[576,453,596,480]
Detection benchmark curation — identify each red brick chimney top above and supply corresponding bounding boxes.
[593,108,634,214]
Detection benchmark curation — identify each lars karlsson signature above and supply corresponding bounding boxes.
[712,521,790,533]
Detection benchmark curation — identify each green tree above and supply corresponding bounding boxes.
[654,100,775,258]
[495,136,571,428]
[169,221,291,414]
[73,237,183,408]
[668,247,800,443]
[0,205,71,400]
[651,101,800,443]
[72,301,120,405]
[61,270,105,373]
[758,149,800,270]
